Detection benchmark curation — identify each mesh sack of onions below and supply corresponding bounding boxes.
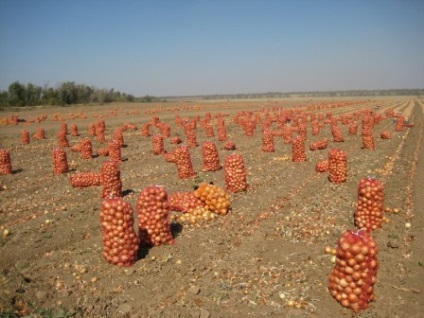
[328,148,347,183]
[163,151,176,163]
[108,140,122,161]
[297,124,307,141]
[158,122,171,138]
[331,124,344,142]
[20,130,30,144]
[184,126,198,148]
[349,122,359,135]
[174,145,196,179]
[362,134,375,150]
[141,123,152,137]
[170,136,182,144]
[315,159,329,173]
[201,141,221,171]
[101,159,122,198]
[88,123,96,136]
[223,141,236,151]
[0,149,12,175]
[70,143,82,153]
[217,121,227,141]
[96,129,106,143]
[97,147,109,157]
[394,116,405,131]
[282,125,292,144]
[136,185,175,247]
[52,148,68,175]
[101,197,139,267]
[292,135,306,162]
[113,128,125,147]
[124,122,137,130]
[261,130,275,152]
[328,229,378,312]
[224,153,248,192]
[80,139,93,159]
[70,124,79,136]
[168,191,205,213]
[70,172,102,187]
[33,127,46,139]
[173,206,217,228]
[380,131,391,139]
[152,134,165,155]
[194,183,230,215]
[309,139,328,151]
[204,123,215,138]
[354,177,384,232]
[57,131,70,148]
[311,121,321,136]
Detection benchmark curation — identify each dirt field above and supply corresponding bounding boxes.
[0,97,423,318]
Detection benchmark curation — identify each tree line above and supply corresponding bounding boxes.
[0,81,137,107]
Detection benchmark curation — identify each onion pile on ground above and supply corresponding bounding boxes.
[194,183,230,215]
[328,229,378,312]
[101,197,139,267]
[168,191,205,213]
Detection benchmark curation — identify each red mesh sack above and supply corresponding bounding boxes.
[152,134,165,155]
[184,125,198,148]
[174,145,196,179]
[362,134,375,150]
[168,191,205,213]
[0,149,12,175]
[328,229,378,312]
[70,124,79,136]
[113,128,125,147]
[20,130,30,144]
[394,116,405,131]
[292,135,306,162]
[309,139,328,151]
[33,127,46,139]
[108,140,122,161]
[57,131,70,148]
[380,131,391,140]
[315,159,329,173]
[52,148,68,175]
[101,160,122,198]
[101,197,139,267]
[354,177,384,232]
[328,148,347,183]
[80,139,93,159]
[349,122,359,135]
[223,141,236,151]
[311,121,321,136]
[201,141,221,171]
[97,147,109,157]
[331,123,344,142]
[70,172,102,187]
[224,153,247,192]
[261,130,275,152]
[136,185,175,247]
[170,136,182,144]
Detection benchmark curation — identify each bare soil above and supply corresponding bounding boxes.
[0,98,423,318]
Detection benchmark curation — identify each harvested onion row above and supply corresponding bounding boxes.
[224,153,248,192]
[136,185,175,247]
[0,149,12,175]
[328,229,378,312]
[194,183,230,215]
[101,197,139,267]
[328,148,347,183]
[52,148,68,175]
[354,177,384,232]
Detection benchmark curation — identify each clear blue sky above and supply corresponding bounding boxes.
[0,0,423,96]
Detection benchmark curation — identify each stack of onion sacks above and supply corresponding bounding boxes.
[194,183,230,215]
[52,148,69,175]
[0,149,12,175]
[291,135,306,162]
[354,177,384,232]
[328,229,378,312]
[328,148,347,183]
[136,185,175,247]
[224,153,247,192]
[100,197,139,267]
[201,141,221,171]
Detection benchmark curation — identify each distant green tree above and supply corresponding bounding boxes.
[8,81,26,106]
[58,81,78,105]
